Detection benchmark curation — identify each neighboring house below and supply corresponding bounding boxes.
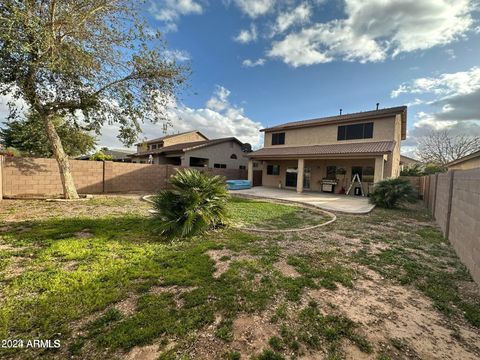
[76,148,135,162]
[247,106,407,194]
[129,130,248,169]
[400,154,420,171]
[446,150,480,171]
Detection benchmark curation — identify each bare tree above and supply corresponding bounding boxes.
[0,1,186,198]
[415,130,480,165]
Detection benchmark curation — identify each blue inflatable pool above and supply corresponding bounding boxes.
[226,180,252,190]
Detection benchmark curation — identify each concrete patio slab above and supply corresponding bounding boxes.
[230,186,375,214]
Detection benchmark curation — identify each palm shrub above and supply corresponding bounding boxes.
[153,169,230,237]
[369,178,417,209]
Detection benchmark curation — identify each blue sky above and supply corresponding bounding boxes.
[1,0,480,156]
[126,0,480,156]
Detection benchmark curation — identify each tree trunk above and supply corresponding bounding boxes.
[43,115,79,199]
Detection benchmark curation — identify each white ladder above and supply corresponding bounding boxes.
[346,173,364,196]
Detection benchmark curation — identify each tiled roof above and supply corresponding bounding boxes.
[130,137,243,157]
[135,130,209,145]
[262,106,407,140]
[248,141,396,159]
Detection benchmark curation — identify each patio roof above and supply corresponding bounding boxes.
[248,140,395,159]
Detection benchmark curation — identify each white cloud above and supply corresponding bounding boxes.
[99,86,263,148]
[233,0,275,18]
[206,85,231,112]
[234,24,258,44]
[242,58,266,67]
[391,66,480,98]
[149,0,203,32]
[268,0,474,66]
[268,20,386,66]
[272,3,312,35]
[164,49,191,62]
[393,66,480,150]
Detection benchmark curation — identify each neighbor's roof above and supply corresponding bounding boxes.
[130,137,244,157]
[248,141,395,159]
[262,106,407,140]
[400,154,420,163]
[135,130,209,146]
[446,150,480,167]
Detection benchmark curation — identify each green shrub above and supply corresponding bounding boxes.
[369,178,417,209]
[152,169,229,237]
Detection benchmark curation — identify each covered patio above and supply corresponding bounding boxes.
[230,186,375,214]
[247,141,396,195]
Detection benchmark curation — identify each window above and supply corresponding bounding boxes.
[151,144,157,150]
[326,166,337,180]
[352,166,375,182]
[239,165,246,170]
[214,163,226,168]
[271,132,285,145]
[253,162,259,168]
[337,122,374,141]
[230,154,237,159]
[267,164,280,175]
[351,166,363,180]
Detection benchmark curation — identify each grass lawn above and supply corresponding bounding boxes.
[0,196,479,360]
[227,197,330,229]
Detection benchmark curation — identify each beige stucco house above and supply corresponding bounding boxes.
[247,106,407,194]
[400,155,420,171]
[447,150,480,171]
[129,131,248,169]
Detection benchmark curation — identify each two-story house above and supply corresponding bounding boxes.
[129,130,249,170]
[247,106,407,195]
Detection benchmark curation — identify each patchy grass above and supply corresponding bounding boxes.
[0,197,479,360]
[347,207,480,327]
[227,196,328,229]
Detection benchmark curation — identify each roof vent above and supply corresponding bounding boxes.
[376,103,380,110]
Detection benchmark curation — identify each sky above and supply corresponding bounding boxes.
[2,0,480,157]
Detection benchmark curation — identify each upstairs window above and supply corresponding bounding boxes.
[337,122,374,141]
[271,132,285,145]
[230,154,237,159]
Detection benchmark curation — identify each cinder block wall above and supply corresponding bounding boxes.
[104,162,169,193]
[434,173,450,235]
[448,169,480,284]
[2,157,248,197]
[422,169,480,285]
[3,158,103,197]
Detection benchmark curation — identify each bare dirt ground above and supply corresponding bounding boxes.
[0,195,150,221]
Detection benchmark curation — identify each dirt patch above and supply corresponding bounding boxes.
[0,196,151,222]
[3,256,27,280]
[115,295,139,317]
[305,269,480,360]
[207,249,257,278]
[231,314,279,358]
[274,259,300,278]
[149,285,197,307]
[74,230,93,239]
[124,344,160,360]
[207,249,234,278]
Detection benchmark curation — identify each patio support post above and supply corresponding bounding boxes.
[374,156,385,183]
[297,158,305,193]
[247,159,254,184]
